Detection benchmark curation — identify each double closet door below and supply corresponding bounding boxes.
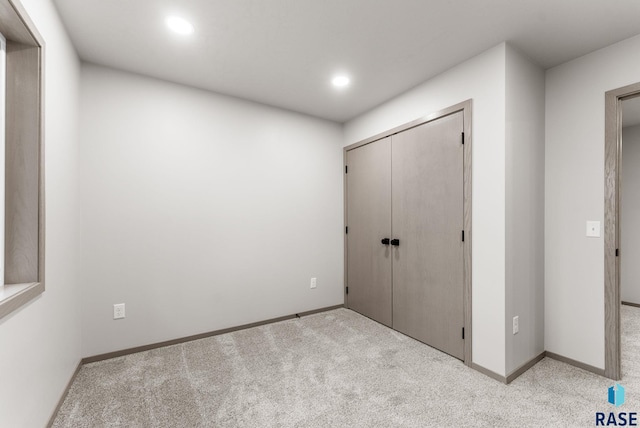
[346,111,465,361]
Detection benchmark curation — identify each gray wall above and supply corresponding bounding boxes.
[505,45,545,375]
[344,42,546,377]
[622,124,640,305]
[545,33,640,369]
[79,64,344,358]
[344,43,508,375]
[0,0,82,426]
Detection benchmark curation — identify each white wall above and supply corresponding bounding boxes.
[79,64,344,357]
[504,45,545,375]
[545,34,640,369]
[344,44,507,375]
[0,0,81,427]
[622,124,640,305]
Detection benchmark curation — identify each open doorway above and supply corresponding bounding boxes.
[620,96,640,378]
[621,96,640,308]
[604,82,640,380]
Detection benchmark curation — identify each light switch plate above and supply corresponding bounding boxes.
[586,221,601,238]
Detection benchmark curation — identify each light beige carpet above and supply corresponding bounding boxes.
[53,306,640,427]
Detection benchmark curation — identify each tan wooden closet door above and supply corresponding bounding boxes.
[391,112,465,360]
[346,137,392,327]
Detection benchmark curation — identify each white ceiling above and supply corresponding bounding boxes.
[53,0,640,123]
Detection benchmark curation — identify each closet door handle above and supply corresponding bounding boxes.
[390,239,400,247]
[381,238,390,245]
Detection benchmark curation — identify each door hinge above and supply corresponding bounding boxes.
[345,165,348,174]
[462,132,465,145]
[462,327,465,340]
[346,286,349,295]
[346,226,348,234]
[616,248,619,257]
[462,230,465,242]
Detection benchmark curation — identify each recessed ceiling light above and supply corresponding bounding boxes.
[166,16,194,35]
[332,75,350,88]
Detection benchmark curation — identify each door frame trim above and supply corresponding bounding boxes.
[343,99,473,366]
[604,82,640,380]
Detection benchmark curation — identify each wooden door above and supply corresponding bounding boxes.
[391,112,465,360]
[346,137,393,327]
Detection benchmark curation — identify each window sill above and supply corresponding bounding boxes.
[0,282,44,320]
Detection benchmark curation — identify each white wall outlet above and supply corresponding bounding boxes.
[586,221,601,238]
[113,303,125,320]
[513,316,519,335]
[310,277,317,289]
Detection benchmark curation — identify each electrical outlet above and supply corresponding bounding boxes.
[113,303,125,320]
[310,277,317,289]
[513,316,519,335]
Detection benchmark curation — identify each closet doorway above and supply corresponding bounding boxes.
[344,100,472,365]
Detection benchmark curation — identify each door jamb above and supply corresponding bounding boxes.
[343,99,473,366]
[604,82,640,380]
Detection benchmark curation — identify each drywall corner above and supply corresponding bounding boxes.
[505,44,545,375]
